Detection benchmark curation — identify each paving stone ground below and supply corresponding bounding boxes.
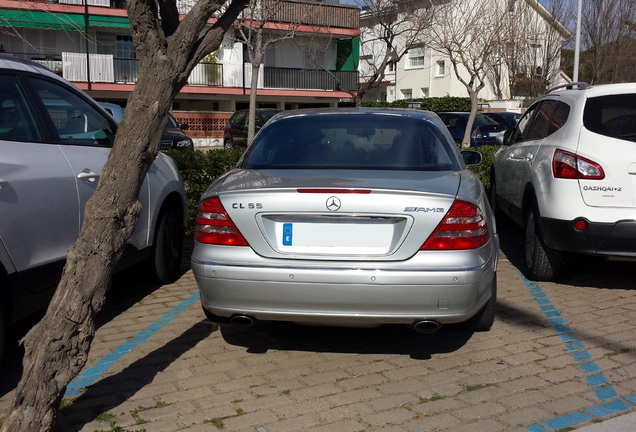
[2,221,636,431]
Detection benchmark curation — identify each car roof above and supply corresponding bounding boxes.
[269,107,441,123]
[0,54,68,83]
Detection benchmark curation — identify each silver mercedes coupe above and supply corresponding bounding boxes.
[192,108,499,333]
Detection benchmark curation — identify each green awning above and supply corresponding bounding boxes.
[0,10,130,30]
[0,9,85,30]
[88,15,129,28]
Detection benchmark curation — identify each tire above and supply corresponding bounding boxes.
[524,202,561,281]
[467,275,496,332]
[224,137,233,150]
[147,204,183,284]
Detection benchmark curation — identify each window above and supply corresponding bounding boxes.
[408,48,425,68]
[241,114,460,171]
[401,89,412,99]
[584,94,636,142]
[31,77,115,147]
[0,74,42,142]
[436,60,445,77]
[116,35,136,59]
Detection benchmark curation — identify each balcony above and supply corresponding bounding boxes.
[50,0,359,29]
[5,52,358,93]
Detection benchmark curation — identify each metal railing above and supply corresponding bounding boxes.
[3,52,357,93]
[264,67,358,91]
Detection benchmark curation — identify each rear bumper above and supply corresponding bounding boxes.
[541,217,636,256]
[192,249,497,326]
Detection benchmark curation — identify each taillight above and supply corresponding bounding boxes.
[195,197,249,246]
[552,149,604,180]
[472,128,481,139]
[421,200,489,250]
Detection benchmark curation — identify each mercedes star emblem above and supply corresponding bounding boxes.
[326,196,341,212]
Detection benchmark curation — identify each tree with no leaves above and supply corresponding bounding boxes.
[233,0,304,143]
[356,0,433,106]
[1,0,248,430]
[427,0,508,147]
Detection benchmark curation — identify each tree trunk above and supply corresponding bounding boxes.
[1,0,249,428]
[248,60,261,143]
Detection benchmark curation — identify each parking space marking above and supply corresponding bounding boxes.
[64,291,200,398]
[519,272,636,431]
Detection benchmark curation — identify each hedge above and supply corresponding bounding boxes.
[165,144,497,230]
[163,147,244,229]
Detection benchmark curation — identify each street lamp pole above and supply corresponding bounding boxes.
[573,0,582,82]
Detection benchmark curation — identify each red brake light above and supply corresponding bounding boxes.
[552,149,604,180]
[421,200,489,250]
[472,128,481,139]
[195,197,249,246]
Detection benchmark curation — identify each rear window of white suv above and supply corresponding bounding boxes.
[583,94,636,142]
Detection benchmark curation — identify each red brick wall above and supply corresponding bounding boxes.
[172,112,232,138]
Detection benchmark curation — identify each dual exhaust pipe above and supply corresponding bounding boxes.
[228,314,442,334]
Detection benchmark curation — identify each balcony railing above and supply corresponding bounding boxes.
[267,0,359,29]
[4,52,357,93]
[264,67,357,91]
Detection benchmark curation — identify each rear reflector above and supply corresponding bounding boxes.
[421,200,489,250]
[196,197,249,246]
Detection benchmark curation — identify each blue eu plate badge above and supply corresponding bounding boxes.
[282,223,293,246]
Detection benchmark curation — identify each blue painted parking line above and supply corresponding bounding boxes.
[519,272,636,430]
[64,291,200,397]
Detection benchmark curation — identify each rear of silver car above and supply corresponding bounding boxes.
[191,109,498,332]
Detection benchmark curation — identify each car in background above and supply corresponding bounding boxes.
[223,108,280,149]
[192,108,499,334]
[0,55,187,364]
[482,111,523,130]
[491,82,636,281]
[438,112,507,147]
[99,102,193,150]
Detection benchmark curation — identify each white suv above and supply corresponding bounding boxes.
[491,82,636,281]
[0,55,187,362]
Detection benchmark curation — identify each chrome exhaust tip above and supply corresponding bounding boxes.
[409,320,442,334]
[229,314,255,328]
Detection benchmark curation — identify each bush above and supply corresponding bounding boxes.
[361,96,473,112]
[466,145,498,194]
[164,144,499,231]
[163,147,244,229]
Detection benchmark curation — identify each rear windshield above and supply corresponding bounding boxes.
[239,113,460,171]
[584,94,636,142]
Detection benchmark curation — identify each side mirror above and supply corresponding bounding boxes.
[461,150,482,166]
[497,129,512,146]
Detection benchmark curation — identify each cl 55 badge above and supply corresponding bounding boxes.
[232,203,263,209]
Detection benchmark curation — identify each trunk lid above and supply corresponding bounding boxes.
[214,169,461,260]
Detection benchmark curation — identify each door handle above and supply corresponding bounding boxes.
[77,169,99,183]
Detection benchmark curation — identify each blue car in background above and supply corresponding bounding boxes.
[438,112,506,147]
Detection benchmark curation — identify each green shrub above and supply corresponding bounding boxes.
[163,148,244,229]
[466,145,498,194]
[163,145,498,231]
[356,96,473,112]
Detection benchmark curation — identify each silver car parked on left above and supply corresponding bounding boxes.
[0,55,187,364]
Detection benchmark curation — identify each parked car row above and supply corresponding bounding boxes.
[491,82,636,281]
[437,112,508,147]
[99,102,194,151]
[0,55,187,364]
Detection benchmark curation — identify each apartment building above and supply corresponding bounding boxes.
[0,0,360,111]
[359,0,571,105]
